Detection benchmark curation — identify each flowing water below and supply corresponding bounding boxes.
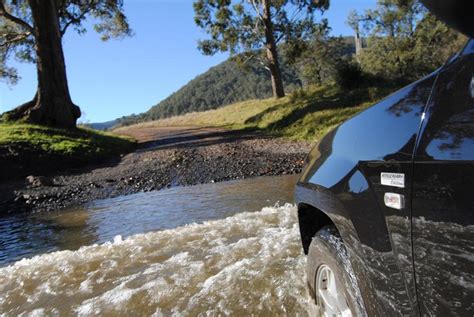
[0,175,317,316]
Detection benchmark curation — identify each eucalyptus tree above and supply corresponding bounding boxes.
[0,0,131,128]
[296,22,352,86]
[348,0,465,82]
[194,0,330,98]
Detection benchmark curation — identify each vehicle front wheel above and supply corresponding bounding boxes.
[307,226,366,317]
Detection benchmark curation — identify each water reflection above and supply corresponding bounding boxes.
[0,174,298,267]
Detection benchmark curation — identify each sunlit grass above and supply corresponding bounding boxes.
[116,83,398,141]
[0,123,135,161]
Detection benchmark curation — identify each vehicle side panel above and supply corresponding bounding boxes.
[412,46,474,315]
[296,74,436,315]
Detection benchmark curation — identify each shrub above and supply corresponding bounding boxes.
[334,61,364,90]
[289,88,308,103]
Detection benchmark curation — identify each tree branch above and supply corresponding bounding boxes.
[60,1,94,36]
[0,31,32,47]
[289,6,303,24]
[0,1,33,33]
[249,0,264,21]
[275,32,285,44]
[241,52,257,65]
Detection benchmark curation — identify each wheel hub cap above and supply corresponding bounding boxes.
[316,264,352,317]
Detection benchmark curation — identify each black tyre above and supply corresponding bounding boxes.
[307,226,366,317]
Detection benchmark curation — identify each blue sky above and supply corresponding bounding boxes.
[0,0,376,123]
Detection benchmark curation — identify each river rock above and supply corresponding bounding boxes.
[25,175,54,188]
[5,133,313,214]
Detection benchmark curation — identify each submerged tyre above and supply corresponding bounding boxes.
[307,226,366,317]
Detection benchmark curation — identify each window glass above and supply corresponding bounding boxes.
[418,54,474,161]
[461,39,474,55]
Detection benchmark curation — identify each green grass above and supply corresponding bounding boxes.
[116,84,399,141]
[0,123,135,163]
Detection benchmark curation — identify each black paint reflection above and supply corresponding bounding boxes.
[298,73,437,315]
[413,51,474,315]
[297,42,474,316]
[425,109,474,160]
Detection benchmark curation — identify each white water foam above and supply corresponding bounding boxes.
[0,204,317,316]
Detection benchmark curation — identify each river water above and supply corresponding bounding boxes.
[0,175,317,316]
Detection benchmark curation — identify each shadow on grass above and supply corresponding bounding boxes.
[245,85,398,134]
[138,128,263,152]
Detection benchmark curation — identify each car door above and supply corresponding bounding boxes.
[412,39,474,315]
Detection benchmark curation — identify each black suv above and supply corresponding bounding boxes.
[295,4,474,315]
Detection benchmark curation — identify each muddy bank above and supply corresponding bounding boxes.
[1,128,313,213]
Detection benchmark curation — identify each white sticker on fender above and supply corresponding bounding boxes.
[381,172,405,188]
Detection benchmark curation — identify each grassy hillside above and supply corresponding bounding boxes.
[116,38,357,128]
[0,123,135,180]
[117,58,302,127]
[116,84,398,141]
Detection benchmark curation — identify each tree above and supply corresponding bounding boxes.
[412,13,467,75]
[346,10,363,55]
[0,0,131,128]
[348,0,466,82]
[193,0,329,99]
[295,23,352,86]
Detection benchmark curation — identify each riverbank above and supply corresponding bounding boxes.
[1,127,312,213]
[0,123,135,182]
[1,83,399,214]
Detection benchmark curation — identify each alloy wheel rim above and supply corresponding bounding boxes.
[316,264,352,317]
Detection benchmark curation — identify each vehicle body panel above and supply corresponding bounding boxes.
[412,44,474,315]
[420,0,474,38]
[296,73,437,315]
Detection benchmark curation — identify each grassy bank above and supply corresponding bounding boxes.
[116,84,399,141]
[0,123,135,181]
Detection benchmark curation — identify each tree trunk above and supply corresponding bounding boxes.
[262,0,285,99]
[355,31,363,56]
[5,0,80,128]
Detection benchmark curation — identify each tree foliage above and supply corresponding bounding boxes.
[349,0,466,82]
[193,0,330,98]
[194,0,328,55]
[0,0,132,85]
[295,29,355,86]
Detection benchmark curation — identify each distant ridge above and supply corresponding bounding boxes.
[84,120,118,131]
[117,37,356,127]
[116,57,301,127]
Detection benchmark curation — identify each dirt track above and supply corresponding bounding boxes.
[0,127,313,213]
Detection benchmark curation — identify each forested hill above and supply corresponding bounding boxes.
[116,37,356,127]
[116,57,303,127]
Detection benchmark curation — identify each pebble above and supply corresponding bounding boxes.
[5,138,312,213]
